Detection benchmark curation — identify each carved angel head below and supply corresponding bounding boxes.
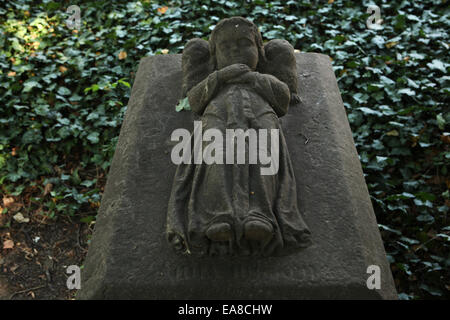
[209,16,266,71]
[181,17,299,104]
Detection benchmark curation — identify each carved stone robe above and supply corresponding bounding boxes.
[166,70,311,256]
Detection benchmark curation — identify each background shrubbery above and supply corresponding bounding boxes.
[0,0,448,299]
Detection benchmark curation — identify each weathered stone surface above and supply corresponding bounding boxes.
[77,53,397,299]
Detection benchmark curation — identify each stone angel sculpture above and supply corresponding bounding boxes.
[166,16,311,257]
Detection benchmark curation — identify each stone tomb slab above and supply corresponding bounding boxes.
[77,53,397,299]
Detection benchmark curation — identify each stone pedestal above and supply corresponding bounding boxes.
[77,53,397,299]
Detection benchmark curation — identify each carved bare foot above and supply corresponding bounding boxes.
[206,222,232,242]
[244,220,273,245]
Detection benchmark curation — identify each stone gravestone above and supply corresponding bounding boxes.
[77,52,397,299]
[77,18,397,299]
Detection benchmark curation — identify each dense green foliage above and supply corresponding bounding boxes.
[0,0,448,299]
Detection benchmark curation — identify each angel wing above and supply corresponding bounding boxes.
[181,38,213,97]
[259,39,300,105]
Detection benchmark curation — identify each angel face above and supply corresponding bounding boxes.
[214,26,259,70]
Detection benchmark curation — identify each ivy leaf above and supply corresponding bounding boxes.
[57,86,71,96]
[380,76,395,86]
[371,35,385,48]
[420,284,443,297]
[87,132,100,144]
[23,80,40,92]
[436,113,445,130]
[427,59,447,73]
[81,179,97,187]
[359,107,383,116]
[175,97,191,112]
[398,88,416,96]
